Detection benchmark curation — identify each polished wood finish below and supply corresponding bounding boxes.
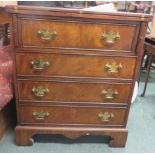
[19,105,127,126]
[18,80,131,104]
[0,7,10,24]
[16,52,136,79]
[6,5,151,147]
[141,36,155,97]
[20,19,137,51]
[6,5,152,21]
[15,126,128,147]
[0,7,11,45]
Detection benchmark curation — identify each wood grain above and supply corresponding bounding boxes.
[18,80,132,104]
[16,52,136,79]
[18,18,139,52]
[19,105,127,126]
[7,6,151,147]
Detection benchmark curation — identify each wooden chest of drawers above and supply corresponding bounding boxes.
[7,6,152,147]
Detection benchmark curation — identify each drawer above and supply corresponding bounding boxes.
[16,52,136,79]
[19,105,127,126]
[18,80,132,104]
[19,19,138,51]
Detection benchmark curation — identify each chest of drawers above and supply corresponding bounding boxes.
[7,6,152,147]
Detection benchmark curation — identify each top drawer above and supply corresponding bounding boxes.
[18,19,139,52]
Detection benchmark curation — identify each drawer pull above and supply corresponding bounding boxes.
[101,88,118,99]
[31,58,49,71]
[105,62,123,74]
[32,86,49,97]
[101,32,120,44]
[33,111,49,120]
[37,29,57,41]
[98,112,114,122]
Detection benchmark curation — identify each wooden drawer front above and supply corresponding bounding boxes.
[20,19,137,51]
[18,80,131,104]
[19,105,126,126]
[16,53,136,79]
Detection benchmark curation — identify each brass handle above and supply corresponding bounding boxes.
[32,86,49,97]
[105,62,123,74]
[31,58,49,71]
[98,112,114,122]
[101,32,120,44]
[101,88,118,99]
[37,29,57,41]
[33,111,49,120]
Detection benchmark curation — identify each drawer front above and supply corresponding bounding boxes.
[16,53,136,79]
[20,19,137,51]
[19,105,126,126]
[18,80,132,104]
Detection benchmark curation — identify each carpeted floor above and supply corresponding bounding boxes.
[0,71,155,153]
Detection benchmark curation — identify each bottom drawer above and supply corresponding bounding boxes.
[19,105,127,127]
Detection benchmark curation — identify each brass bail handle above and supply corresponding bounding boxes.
[98,112,114,122]
[102,31,120,44]
[37,29,57,41]
[31,58,50,71]
[101,88,118,99]
[32,86,49,97]
[33,111,49,120]
[105,62,123,74]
